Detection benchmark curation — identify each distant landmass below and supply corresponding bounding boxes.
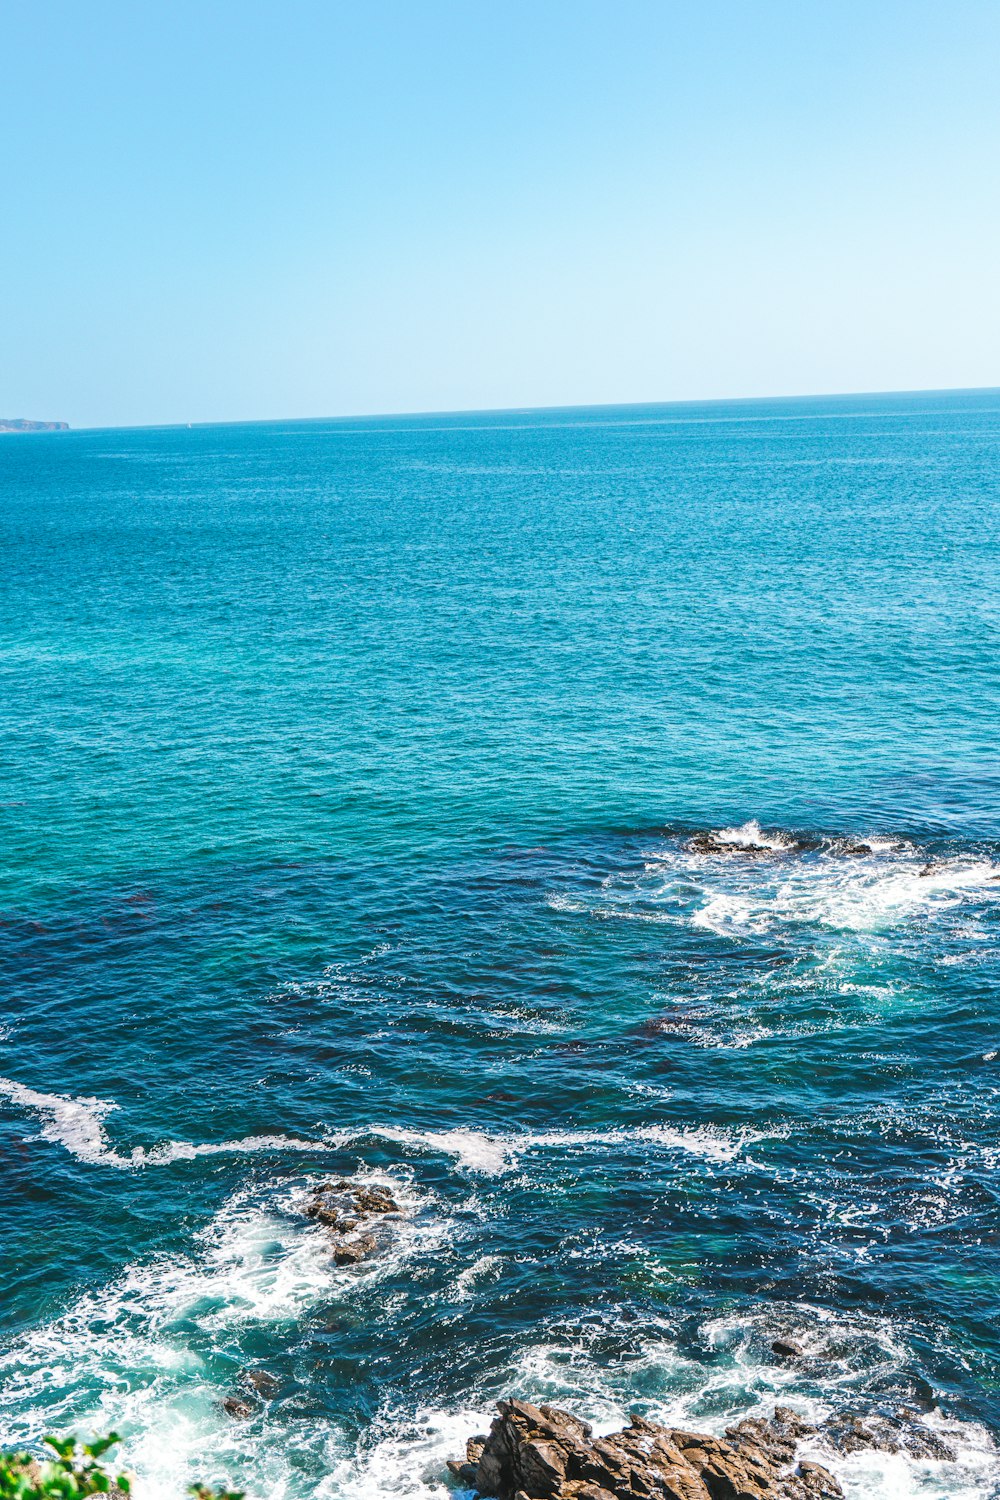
[0,417,69,433]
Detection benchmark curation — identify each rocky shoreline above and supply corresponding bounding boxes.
[448,1396,956,1500]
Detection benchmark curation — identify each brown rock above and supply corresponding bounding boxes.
[452,1398,858,1500]
[353,1183,400,1214]
[447,1459,478,1485]
[333,1233,377,1265]
[796,1462,843,1496]
[772,1340,805,1358]
[519,1438,568,1495]
[221,1396,255,1420]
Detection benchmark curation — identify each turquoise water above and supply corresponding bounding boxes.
[2,391,1000,1498]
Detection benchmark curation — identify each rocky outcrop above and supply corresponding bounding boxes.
[687,833,798,857]
[449,1399,843,1500]
[447,1395,956,1499]
[304,1177,400,1265]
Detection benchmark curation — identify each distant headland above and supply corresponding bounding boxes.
[0,417,69,433]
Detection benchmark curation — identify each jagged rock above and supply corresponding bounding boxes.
[822,1411,955,1463]
[796,1462,842,1496]
[455,1399,852,1500]
[772,1339,804,1358]
[451,1396,961,1500]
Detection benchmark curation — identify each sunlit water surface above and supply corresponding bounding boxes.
[2,393,1000,1498]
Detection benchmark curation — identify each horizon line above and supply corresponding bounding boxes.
[9,381,1000,435]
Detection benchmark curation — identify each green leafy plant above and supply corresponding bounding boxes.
[0,1435,244,1500]
[0,1433,130,1498]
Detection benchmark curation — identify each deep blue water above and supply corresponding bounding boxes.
[2,391,1000,1499]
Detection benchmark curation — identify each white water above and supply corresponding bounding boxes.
[0,1077,329,1168]
[0,1078,777,1176]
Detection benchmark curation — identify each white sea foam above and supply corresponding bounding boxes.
[452,1254,502,1300]
[710,820,797,851]
[0,1077,331,1169]
[0,1078,772,1180]
[0,1077,122,1164]
[370,1126,514,1174]
[0,1174,439,1500]
[579,832,1000,947]
[320,1406,487,1500]
[353,1121,776,1175]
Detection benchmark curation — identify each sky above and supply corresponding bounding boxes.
[1,0,999,428]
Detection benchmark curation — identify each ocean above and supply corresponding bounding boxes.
[1,390,999,1498]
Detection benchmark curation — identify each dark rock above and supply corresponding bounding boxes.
[687,831,799,857]
[242,1367,279,1396]
[447,1459,479,1485]
[772,1339,805,1358]
[820,1409,955,1463]
[305,1176,401,1267]
[221,1396,255,1420]
[333,1233,377,1265]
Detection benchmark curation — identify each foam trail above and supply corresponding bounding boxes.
[359,1122,774,1174]
[0,1080,774,1178]
[0,1078,331,1169]
[0,1077,121,1164]
[370,1125,513,1174]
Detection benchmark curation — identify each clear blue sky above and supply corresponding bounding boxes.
[2,1,999,427]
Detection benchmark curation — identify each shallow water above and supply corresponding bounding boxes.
[2,392,1000,1498]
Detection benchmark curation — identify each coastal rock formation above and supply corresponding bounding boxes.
[449,1399,843,1499]
[448,1396,956,1499]
[304,1176,400,1265]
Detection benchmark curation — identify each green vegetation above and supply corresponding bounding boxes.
[0,1437,242,1500]
[0,1435,130,1498]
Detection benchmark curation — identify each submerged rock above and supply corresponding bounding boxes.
[221,1395,255,1420]
[821,1410,955,1462]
